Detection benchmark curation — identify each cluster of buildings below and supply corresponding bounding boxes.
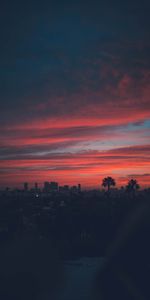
[22,181,81,194]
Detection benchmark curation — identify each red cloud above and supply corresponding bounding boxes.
[0,145,149,188]
[1,43,150,188]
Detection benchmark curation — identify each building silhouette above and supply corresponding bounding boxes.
[24,182,28,191]
[35,182,38,190]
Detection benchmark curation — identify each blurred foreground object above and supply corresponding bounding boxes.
[0,236,63,299]
[93,200,150,300]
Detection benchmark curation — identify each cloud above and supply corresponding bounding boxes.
[0,1,150,187]
[0,145,149,187]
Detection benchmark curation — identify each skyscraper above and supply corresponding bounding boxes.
[35,182,38,190]
[44,182,50,192]
[24,182,28,191]
[78,184,81,192]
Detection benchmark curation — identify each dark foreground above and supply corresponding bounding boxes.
[0,188,150,299]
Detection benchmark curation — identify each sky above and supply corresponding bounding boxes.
[0,0,150,188]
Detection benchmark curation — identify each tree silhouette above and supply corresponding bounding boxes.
[127,179,140,192]
[102,177,116,191]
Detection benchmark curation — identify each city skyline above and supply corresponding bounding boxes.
[0,1,150,188]
[0,177,147,191]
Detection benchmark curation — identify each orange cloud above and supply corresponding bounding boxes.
[0,145,149,188]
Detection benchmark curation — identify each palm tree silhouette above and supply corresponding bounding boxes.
[102,177,116,191]
[127,179,140,192]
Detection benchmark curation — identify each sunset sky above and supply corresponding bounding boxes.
[0,0,150,188]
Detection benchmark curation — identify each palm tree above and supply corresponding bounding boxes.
[102,177,116,191]
[127,179,140,192]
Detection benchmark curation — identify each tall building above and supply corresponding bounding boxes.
[44,181,50,192]
[35,182,38,190]
[24,182,28,191]
[78,184,81,192]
